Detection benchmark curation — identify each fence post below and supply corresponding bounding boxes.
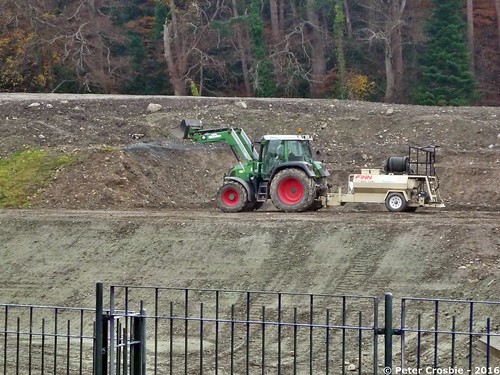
[94,281,104,375]
[384,292,394,370]
[131,303,147,375]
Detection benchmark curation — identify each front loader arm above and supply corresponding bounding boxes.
[170,119,258,163]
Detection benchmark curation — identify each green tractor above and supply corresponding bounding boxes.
[170,119,330,212]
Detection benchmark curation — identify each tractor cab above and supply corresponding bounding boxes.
[259,135,316,176]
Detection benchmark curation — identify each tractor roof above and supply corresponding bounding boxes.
[261,134,313,141]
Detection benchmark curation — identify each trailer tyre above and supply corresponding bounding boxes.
[216,182,247,212]
[270,168,316,212]
[385,192,407,212]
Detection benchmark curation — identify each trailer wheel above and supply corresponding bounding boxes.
[385,192,407,212]
[216,182,247,212]
[270,168,316,212]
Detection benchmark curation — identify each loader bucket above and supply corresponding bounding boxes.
[169,119,203,139]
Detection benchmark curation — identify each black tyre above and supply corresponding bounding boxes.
[308,201,324,211]
[385,192,408,212]
[242,200,264,211]
[270,168,316,212]
[216,182,247,212]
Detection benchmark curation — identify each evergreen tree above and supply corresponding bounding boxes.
[414,0,477,106]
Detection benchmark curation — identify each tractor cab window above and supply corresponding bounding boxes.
[286,140,313,162]
[261,139,314,175]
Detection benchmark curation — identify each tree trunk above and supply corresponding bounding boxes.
[306,0,326,97]
[467,0,475,71]
[270,0,280,45]
[384,0,406,103]
[231,0,252,96]
[163,20,187,96]
[278,0,285,38]
[343,0,353,39]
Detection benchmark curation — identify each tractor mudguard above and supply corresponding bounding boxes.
[224,177,254,199]
[268,162,316,181]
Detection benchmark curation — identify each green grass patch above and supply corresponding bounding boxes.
[0,149,77,208]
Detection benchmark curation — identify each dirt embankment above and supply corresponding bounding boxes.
[0,94,499,309]
[1,93,499,211]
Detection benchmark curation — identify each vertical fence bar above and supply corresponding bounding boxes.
[433,300,439,368]
[277,293,282,375]
[293,307,298,375]
[169,302,173,375]
[261,306,266,375]
[486,318,491,369]
[15,317,19,375]
[184,289,188,375]
[110,285,116,375]
[417,314,422,369]
[373,297,379,375]
[66,320,70,375]
[325,309,330,375]
[400,299,406,368]
[384,293,393,370]
[79,310,84,375]
[468,302,474,372]
[154,288,159,375]
[124,288,130,375]
[451,316,456,368]
[3,306,7,375]
[215,291,219,375]
[358,311,362,375]
[95,282,104,375]
[53,308,58,375]
[29,306,33,375]
[131,303,146,375]
[230,305,235,374]
[309,294,313,375]
[246,292,250,375]
[200,303,204,375]
[342,296,346,375]
[41,319,45,375]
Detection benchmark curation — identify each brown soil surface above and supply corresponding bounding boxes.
[0,93,499,309]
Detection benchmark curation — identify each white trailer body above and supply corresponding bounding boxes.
[321,168,445,212]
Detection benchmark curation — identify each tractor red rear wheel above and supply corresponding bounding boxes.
[216,182,247,212]
[270,168,316,212]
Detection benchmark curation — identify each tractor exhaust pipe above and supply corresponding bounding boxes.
[169,119,203,139]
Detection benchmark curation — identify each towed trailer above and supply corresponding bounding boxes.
[320,145,445,212]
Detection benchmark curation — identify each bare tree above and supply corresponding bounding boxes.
[357,0,407,103]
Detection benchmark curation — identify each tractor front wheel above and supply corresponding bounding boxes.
[270,168,316,212]
[216,182,248,213]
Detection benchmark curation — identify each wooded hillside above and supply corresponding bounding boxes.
[1,0,499,105]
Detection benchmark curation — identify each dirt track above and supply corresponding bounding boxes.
[0,94,499,309]
[1,208,499,309]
